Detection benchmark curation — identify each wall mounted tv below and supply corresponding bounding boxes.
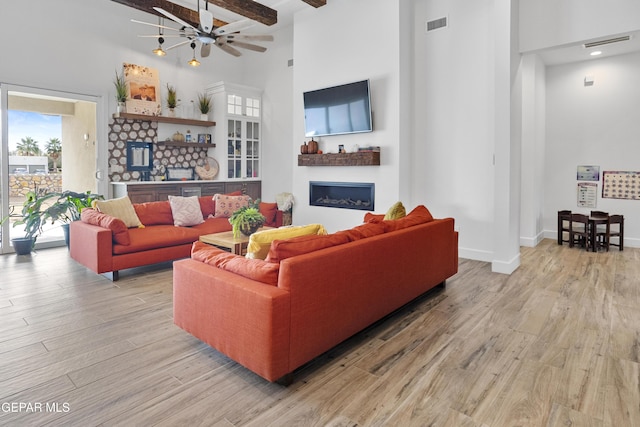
[303,79,372,137]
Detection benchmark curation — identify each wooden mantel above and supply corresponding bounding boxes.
[298,152,380,166]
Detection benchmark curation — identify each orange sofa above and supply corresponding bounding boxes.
[70,197,283,280]
[173,206,458,383]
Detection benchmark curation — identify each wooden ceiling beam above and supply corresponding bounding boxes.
[301,0,326,7]
[111,0,277,27]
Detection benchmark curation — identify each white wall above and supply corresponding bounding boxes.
[519,0,640,52]
[544,52,640,247]
[519,53,546,246]
[291,0,405,232]
[412,0,498,262]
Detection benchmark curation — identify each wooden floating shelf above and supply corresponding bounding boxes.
[298,152,380,166]
[113,112,215,127]
[157,141,216,148]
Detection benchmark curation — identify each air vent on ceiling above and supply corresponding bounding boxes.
[426,16,448,33]
[584,35,631,48]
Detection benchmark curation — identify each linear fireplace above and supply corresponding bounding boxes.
[309,181,375,211]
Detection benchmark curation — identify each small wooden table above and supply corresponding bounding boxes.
[199,227,272,255]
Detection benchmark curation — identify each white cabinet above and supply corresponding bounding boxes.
[208,82,262,180]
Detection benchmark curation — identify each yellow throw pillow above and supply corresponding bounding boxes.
[93,196,144,228]
[384,201,406,220]
[246,224,327,260]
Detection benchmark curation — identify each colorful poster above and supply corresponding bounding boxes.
[577,165,600,181]
[577,182,597,208]
[603,171,640,200]
[123,63,162,116]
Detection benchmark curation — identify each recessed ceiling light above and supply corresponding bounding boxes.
[590,51,602,56]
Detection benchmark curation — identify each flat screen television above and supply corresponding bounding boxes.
[303,79,372,137]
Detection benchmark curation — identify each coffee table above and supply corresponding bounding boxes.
[199,227,272,255]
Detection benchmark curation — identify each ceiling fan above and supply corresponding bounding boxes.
[133,0,274,58]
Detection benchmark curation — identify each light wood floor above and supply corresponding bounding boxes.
[1,239,639,426]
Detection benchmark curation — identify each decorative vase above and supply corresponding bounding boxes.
[308,138,318,154]
[115,102,126,117]
[240,222,263,237]
[200,113,208,121]
[62,223,70,249]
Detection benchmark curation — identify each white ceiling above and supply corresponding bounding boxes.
[536,30,640,66]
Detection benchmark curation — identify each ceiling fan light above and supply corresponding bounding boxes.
[188,56,201,66]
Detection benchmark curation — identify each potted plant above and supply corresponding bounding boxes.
[229,200,266,238]
[197,92,211,121]
[114,70,128,116]
[166,83,178,116]
[12,188,50,254]
[44,190,104,247]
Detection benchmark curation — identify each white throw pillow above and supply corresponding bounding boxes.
[168,195,204,227]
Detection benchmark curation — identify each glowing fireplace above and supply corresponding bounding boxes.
[309,181,375,211]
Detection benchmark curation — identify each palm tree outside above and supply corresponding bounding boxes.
[45,137,62,172]
[16,136,41,156]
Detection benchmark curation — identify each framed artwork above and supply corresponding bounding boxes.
[602,171,640,200]
[123,63,162,116]
[577,165,599,181]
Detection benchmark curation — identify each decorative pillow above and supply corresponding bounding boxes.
[382,205,434,232]
[191,242,279,286]
[384,201,406,220]
[363,212,385,223]
[213,194,251,218]
[259,202,278,225]
[133,201,174,226]
[246,224,327,260]
[198,196,216,219]
[266,233,350,264]
[168,195,204,227]
[92,196,144,228]
[81,208,130,245]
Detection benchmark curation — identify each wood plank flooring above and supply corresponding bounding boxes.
[1,239,639,426]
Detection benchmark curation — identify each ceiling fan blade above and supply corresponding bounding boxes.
[216,40,242,57]
[153,7,198,32]
[165,39,192,51]
[213,20,254,36]
[225,34,274,42]
[131,19,182,32]
[137,34,184,38]
[228,40,267,53]
[201,43,211,58]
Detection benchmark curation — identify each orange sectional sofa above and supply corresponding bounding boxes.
[173,205,458,383]
[70,196,283,280]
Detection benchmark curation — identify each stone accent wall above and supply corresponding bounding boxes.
[108,118,209,182]
[9,174,62,197]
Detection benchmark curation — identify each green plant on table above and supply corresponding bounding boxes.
[229,199,265,238]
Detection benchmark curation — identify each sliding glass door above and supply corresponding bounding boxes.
[0,84,107,254]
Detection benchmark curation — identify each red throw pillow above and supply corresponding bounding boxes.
[265,233,350,263]
[133,201,174,225]
[363,212,385,223]
[81,208,130,245]
[382,205,434,232]
[259,202,278,225]
[191,242,279,286]
[198,196,216,218]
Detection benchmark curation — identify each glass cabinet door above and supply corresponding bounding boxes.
[227,119,243,179]
[246,121,260,178]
